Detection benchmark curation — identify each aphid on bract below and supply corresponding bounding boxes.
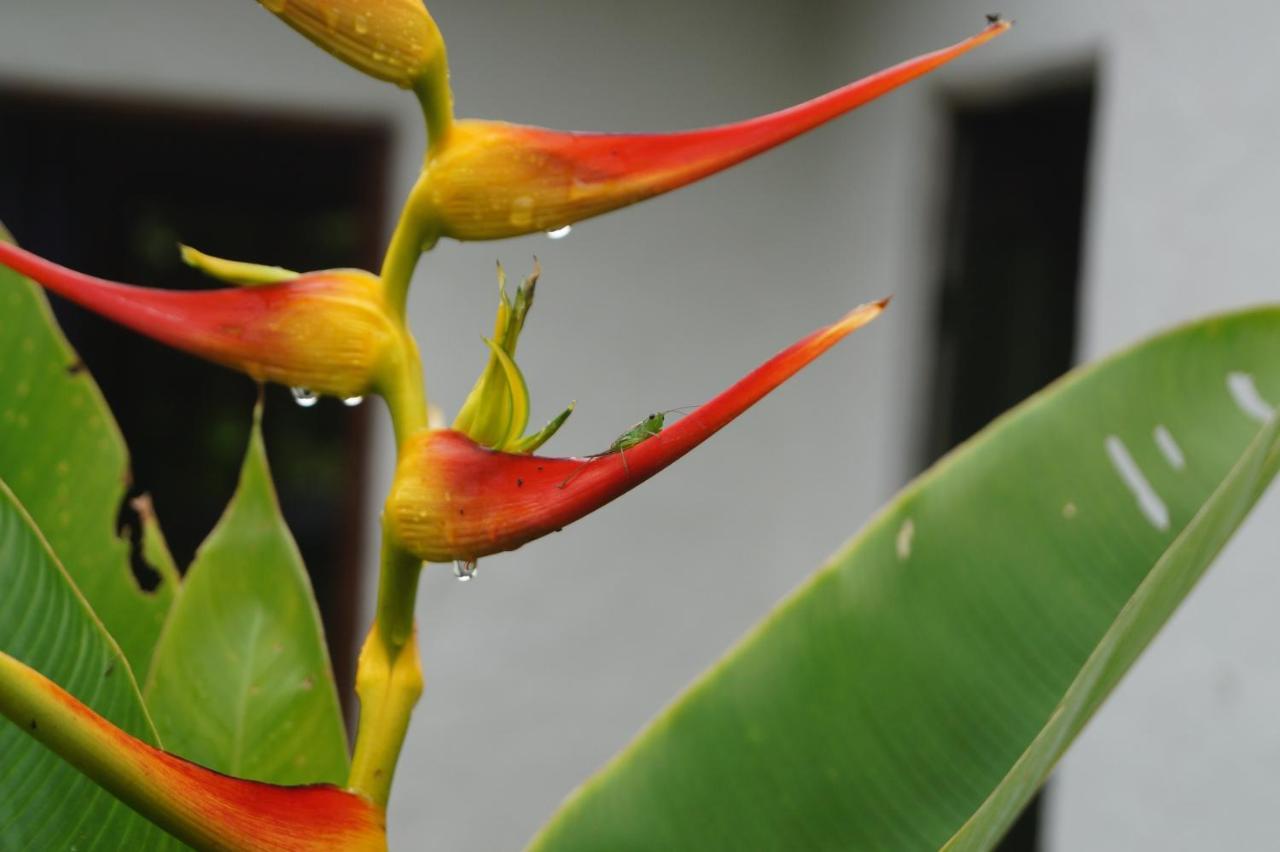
[558,407,695,488]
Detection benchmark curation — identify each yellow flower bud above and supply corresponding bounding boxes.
[453,261,574,453]
[261,0,446,92]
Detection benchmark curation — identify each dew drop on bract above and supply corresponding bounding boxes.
[546,225,572,240]
[354,14,370,34]
[453,559,478,582]
[291,387,319,408]
[343,395,365,408]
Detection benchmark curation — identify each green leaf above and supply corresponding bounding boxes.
[143,413,349,786]
[531,307,1280,851]
[0,233,178,678]
[0,480,177,850]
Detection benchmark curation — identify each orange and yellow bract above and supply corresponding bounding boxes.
[0,652,385,852]
[386,300,887,563]
[0,242,400,401]
[410,21,1011,243]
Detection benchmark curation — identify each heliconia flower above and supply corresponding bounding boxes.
[415,20,1010,242]
[259,0,447,94]
[0,651,385,851]
[0,241,400,401]
[452,261,575,453]
[386,299,887,563]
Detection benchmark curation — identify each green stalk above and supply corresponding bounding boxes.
[347,532,424,805]
[349,99,442,799]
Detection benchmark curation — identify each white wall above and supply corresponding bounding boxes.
[829,3,1280,851]
[3,2,1279,850]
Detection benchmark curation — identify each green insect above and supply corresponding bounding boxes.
[606,411,668,455]
[559,409,688,488]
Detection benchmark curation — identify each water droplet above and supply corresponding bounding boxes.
[291,387,319,408]
[453,559,478,582]
[546,225,572,240]
[324,6,340,29]
[342,395,365,408]
[354,14,369,34]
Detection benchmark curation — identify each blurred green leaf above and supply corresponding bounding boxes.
[0,230,178,678]
[532,307,1280,851]
[0,480,177,849]
[143,415,349,785]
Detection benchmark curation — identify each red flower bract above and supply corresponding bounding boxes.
[387,299,887,563]
[418,21,1011,241]
[0,651,385,851]
[0,241,397,399]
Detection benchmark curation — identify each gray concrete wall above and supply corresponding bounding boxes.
[2,2,1279,850]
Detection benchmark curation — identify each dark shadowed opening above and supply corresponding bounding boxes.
[0,85,390,726]
[924,73,1096,849]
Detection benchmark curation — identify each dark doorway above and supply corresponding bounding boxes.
[0,85,391,722]
[925,75,1096,849]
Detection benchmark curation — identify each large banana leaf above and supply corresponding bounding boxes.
[532,307,1280,851]
[0,230,178,677]
[0,480,177,850]
[144,414,349,786]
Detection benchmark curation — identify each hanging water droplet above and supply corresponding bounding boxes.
[546,225,572,240]
[291,387,319,408]
[453,559,478,582]
[342,395,365,408]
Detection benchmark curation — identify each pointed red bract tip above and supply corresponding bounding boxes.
[0,241,397,398]
[387,300,887,562]
[421,22,1010,241]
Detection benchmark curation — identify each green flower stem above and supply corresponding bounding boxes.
[348,123,442,801]
[348,530,424,806]
[348,57,457,801]
[381,327,430,448]
[415,51,455,156]
[350,330,428,803]
[379,177,439,324]
[378,50,453,322]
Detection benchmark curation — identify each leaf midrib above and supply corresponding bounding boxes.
[228,610,264,777]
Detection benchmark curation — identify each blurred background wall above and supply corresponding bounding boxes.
[2,1,1279,850]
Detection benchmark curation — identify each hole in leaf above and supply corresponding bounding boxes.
[115,488,164,593]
